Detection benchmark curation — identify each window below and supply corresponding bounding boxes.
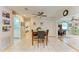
[62,22,68,30]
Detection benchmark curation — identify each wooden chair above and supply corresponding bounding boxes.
[32,30,38,45]
[32,30,49,46]
[46,30,49,45]
[37,31,45,46]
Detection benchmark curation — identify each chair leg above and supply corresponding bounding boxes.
[46,38,48,46]
[42,39,45,48]
[38,39,39,47]
[32,40,33,45]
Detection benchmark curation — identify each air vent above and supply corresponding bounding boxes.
[25,8,28,10]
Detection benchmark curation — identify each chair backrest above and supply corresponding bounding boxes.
[47,30,49,34]
[37,31,45,39]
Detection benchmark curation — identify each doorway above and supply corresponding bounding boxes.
[58,22,68,36]
[13,16,21,44]
[62,22,68,31]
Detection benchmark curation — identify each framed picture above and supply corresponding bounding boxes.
[2,12,11,32]
[2,26,9,32]
[2,12,10,18]
[3,19,10,25]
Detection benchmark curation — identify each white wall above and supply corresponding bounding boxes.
[0,7,12,50]
[31,17,57,36]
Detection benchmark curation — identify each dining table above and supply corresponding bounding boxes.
[32,30,49,46]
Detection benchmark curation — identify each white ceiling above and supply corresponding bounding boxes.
[7,6,78,18]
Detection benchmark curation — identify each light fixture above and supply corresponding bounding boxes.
[63,9,69,16]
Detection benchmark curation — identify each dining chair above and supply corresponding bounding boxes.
[32,29,38,45]
[37,31,45,47]
[46,30,49,45]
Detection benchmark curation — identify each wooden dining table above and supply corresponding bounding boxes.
[32,30,49,46]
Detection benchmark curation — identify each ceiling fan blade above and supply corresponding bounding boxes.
[38,12,44,15]
[32,12,46,17]
[32,13,41,16]
[42,15,47,17]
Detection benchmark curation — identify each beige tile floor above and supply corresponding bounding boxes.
[3,35,77,52]
[64,35,79,51]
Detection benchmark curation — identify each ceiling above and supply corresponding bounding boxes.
[7,6,78,18]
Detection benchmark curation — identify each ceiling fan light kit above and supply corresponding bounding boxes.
[32,11,47,17]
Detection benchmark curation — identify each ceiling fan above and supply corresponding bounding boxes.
[32,12,47,17]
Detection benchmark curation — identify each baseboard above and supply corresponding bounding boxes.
[48,36,57,37]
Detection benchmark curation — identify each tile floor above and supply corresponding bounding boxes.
[64,34,79,51]
[3,35,77,52]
